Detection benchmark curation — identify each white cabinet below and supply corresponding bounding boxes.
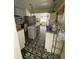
[17,29,25,49]
[45,32,53,52]
[28,26,36,39]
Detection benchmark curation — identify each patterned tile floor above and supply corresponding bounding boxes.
[21,25,60,59]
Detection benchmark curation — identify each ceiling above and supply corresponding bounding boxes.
[14,0,64,13]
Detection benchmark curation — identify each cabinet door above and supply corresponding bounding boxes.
[50,12,56,23]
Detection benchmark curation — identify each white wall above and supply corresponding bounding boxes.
[58,13,65,25]
[14,7,31,16]
[14,22,22,59]
[14,8,26,16]
[33,13,49,25]
[26,9,31,16]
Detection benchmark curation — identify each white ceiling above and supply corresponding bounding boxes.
[14,0,53,12]
[14,0,30,9]
[14,0,64,13]
[29,0,53,9]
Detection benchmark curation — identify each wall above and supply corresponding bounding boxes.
[50,12,56,23]
[33,13,49,25]
[54,0,64,12]
[26,9,31,16]
[14,7,31,16]
[14,8,26,16]
[14,22,22,59]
